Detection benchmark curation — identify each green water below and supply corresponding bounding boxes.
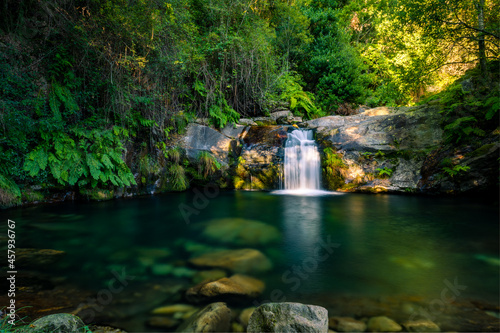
[1,191,499,329]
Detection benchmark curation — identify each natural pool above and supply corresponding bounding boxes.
[1,191,499,331]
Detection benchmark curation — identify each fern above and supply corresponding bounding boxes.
[208,96,240,128]
[485,95,499,120]
[442,165,470,178]
[376,167,393,178]
[444,116,485,143]
[276,72,322,119]
[23,127,136,189]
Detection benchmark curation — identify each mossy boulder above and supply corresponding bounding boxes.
[201,218,281,246]
[27,313,88,333]
[247,302,328,333]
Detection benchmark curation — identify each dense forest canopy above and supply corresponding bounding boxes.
[0,0,499,202]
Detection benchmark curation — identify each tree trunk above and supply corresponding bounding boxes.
[477,0,487,75]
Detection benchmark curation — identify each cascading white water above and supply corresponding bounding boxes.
[283,129,321,191]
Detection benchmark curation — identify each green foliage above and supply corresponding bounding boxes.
[322,147,347,189]
[376,167,393,178]
[167,147,183,165]
[0,174,22,207]
[274,72,322,119]
[442,165,471,178]
[484,94,499,121]
[443,116,485,144]
[169,164,188,191]
[23,127,136,188]
[197,151,221,179]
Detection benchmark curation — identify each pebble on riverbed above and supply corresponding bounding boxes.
[329,316,367,332]
[367,316,402,332]
[403,319,441,332]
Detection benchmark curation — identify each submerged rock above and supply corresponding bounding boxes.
[27,313,87,333]
[186,274,265,303]
[192,269,228,284]
[329,316,367,332]
[152,304,198,315]
[202,218,281,246]
[16,248,65,268]
[147,316,180,328]
[189,248,272,273]
[367,316,402,332]
[403,319,441,332]
[247,302,328,333]
[176,302,231,332]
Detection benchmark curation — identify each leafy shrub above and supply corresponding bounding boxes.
[23,127,136,188]
[275,72,322,119]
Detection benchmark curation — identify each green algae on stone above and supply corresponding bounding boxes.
[202,218,281,246]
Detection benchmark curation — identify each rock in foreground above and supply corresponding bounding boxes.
[27,313,87,333]
[247,302,328,333]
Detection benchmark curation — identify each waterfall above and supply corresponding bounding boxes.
[283,129,321,191]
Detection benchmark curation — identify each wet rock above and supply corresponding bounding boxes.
[239,307,256,326]
[367,316,402,332]
[237,125,287,190]
[147,316,180,328]
[247,302,328,333]
[403,319,441,332]
[186,274,265,303]
[189,248,272,273]
[16,248,65,268]
[27,313,87,333]
[202,218,281,246]
[152,304,198,315]
[176,302,231,332]
[329,316,367,332]
[192,269,228,284]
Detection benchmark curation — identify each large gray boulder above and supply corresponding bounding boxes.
[27,313,87,333]
[180,124,232,165]
[247,302,328,333]
[307,105,443,152]
[176,302,231,332]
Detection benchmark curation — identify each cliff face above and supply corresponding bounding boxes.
[304,105,498,194]
[5,105,498,209]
